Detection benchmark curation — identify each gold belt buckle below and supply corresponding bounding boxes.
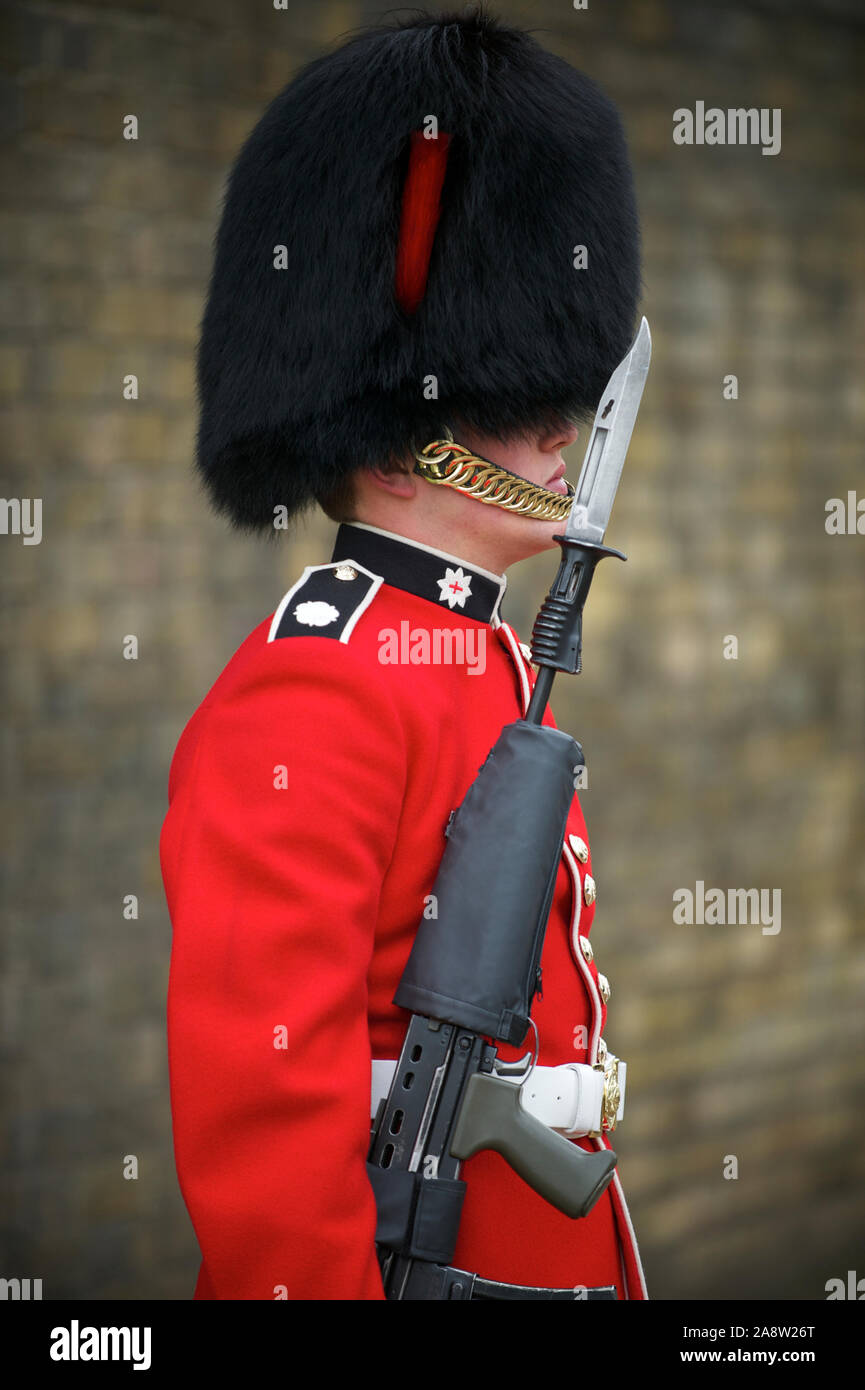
[591,1043,622,1135]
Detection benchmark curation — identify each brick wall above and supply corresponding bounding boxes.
[1,0,863,1299]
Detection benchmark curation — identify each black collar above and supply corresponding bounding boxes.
[331,523,507,625]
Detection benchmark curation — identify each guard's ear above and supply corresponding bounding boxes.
[366,463,417,499]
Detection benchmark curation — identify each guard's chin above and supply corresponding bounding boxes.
[503,516,565,565]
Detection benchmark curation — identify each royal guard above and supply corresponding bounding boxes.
[161,8,648,1300]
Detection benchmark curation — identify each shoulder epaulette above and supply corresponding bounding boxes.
[267,561,383,643]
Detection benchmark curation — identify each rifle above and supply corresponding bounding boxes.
[367,319,652,1299]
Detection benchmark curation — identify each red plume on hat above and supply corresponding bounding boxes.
[395,127,452,315]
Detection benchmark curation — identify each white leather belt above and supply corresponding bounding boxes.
[370,1056,626,1139]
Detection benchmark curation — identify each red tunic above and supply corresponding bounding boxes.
[160,521,647,1300]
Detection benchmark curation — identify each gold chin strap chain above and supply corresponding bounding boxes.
[414,432,575,522]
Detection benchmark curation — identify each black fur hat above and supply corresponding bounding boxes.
[196,8,641,531]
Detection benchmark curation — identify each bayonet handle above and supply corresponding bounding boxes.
[526,536,626,723]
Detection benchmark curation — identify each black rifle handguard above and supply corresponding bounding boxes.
[394,719,582,1047]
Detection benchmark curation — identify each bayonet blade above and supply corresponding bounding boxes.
[565,316,651,543]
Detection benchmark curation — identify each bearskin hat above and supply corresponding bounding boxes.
[195,8,641,531]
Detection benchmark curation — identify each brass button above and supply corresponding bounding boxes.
[334,565,358,581]
[579,936,593,963]
[569,834,588,864]
[597,1037,608,1064]
[598,972,611,1004]
[583,874,596,906]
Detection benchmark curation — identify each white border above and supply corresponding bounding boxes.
[564,841,649,1300]
[563,840,602,1065]
[497,622,532,714]
[267,561,384,644]
[593,1147,649,1300]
